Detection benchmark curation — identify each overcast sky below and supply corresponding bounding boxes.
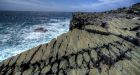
[0,0,139,12]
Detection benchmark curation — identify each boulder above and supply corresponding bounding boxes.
[34,27,48,32]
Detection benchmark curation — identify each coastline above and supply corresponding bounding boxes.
[0,3,140,75]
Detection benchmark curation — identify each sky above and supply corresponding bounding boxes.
[0,0,139,12]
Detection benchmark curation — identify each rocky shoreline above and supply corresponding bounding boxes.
[0,3,140,75]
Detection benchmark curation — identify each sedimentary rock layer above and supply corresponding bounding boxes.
[0,3,140,75]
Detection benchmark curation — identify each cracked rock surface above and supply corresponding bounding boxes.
[0,3,140,75]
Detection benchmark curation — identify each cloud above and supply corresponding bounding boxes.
[1,0,43,7]
[98,0,120,3]
[0,0,139,11]
[0,0,72,11]
[0,0,49,11]
[72,0,135,11]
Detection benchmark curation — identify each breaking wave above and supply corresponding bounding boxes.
[0,12,71,61]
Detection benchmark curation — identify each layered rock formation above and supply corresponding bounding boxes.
[0,3,140,75]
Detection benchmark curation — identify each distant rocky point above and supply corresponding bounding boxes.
[0,3,140,75]
[70,3,140,30]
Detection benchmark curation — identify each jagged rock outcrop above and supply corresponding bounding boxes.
[70,3,140,30]
[0,3,140,75]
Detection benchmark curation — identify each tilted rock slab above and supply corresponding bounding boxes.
[0,17,140,75]
[0,4,140,75]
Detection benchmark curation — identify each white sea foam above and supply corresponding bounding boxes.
[0,18,70,61]
[0,34,11,43]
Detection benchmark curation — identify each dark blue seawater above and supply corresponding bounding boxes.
[0,11,72,61]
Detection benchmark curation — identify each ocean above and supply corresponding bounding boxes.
[0,11,72,61]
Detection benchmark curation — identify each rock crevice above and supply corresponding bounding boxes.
[0,3,140,75]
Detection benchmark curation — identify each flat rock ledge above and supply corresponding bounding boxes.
[0,3,140,75]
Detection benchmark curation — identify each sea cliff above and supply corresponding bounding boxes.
[0,3,140,75]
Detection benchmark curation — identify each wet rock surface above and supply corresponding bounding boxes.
[34,27,48,32]
[0,3,140,75]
